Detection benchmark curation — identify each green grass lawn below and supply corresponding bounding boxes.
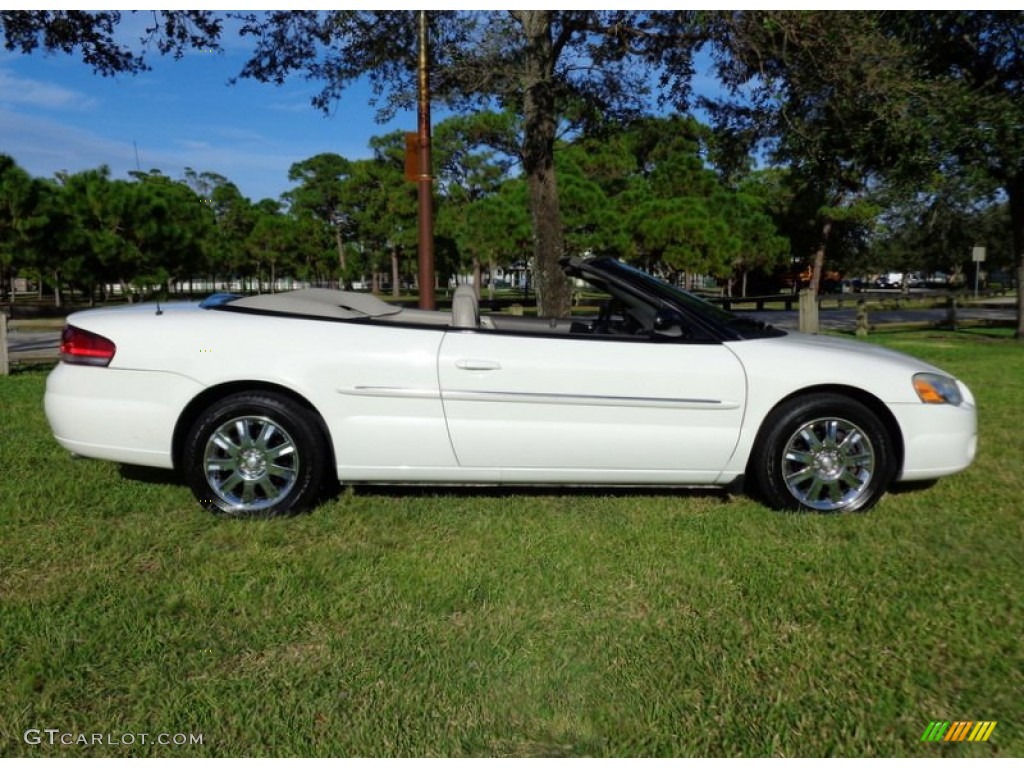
[1,330,1021,757]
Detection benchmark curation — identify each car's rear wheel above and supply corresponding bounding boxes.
[752,394,896,513]
[183,391,327,518]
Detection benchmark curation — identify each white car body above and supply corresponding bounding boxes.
[45,257,977,516]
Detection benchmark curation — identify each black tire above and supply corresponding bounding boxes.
[183,391,328,518]
[751,394,896,513]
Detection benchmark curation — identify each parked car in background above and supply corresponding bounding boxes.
[45,257,977,518]
[873,273,903,289]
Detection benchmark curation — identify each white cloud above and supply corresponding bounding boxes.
[0,109,133,173]
[267,98,316,114]
[0,108,308,200]
[178,139,215,152]
[0,68,98,110]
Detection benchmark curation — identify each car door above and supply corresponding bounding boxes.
[437,330,747,483]
[320,322,459,478]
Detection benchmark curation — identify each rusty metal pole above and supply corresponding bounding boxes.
[416,10,436,310]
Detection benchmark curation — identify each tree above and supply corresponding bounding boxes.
[246,209,296,293]
[434,114,516,293]
[233,11,702,316]
[0,11,222,73]
[338,135,418,294]
[0,155,45,302]
[705,11,933,293]
[556,143,624,261]
[719,174,791,296]
[886,11,1024,337]
[872,188,1011,285]
[749,167,873,291]
[442,180,531,299]
[284,153,353,277]
[16,179,71,305]
[553,115,787,292]
[39,166,218,302]
[4,11,708,316]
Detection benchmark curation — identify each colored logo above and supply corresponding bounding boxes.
[921,721,997,743]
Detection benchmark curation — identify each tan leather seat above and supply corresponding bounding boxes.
[451,284,479,328]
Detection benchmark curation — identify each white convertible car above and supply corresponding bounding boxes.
[44,256,977,517]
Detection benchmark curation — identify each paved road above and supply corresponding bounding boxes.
[6,329,61,361]
[741,305,1015,332]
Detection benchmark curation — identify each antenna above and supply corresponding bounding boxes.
[133,140,141,171]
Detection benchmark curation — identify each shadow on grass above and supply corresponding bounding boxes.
[114,462,942,511]
[888,478,939,495]
[116,462,735,506]
[948,324,1019,339]
[119,464,181,487]
[342,483,734,504]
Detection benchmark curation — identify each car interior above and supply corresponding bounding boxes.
[383,278,667,339]
[220,274,684,340]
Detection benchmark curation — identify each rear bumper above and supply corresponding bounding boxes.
[45,364,202,469]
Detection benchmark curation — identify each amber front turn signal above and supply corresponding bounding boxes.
[913,373,962,406]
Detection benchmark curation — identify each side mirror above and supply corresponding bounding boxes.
[652,308,686,338]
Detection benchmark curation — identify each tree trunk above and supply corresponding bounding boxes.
[472,256,482,299]
[808,218,833,296]
[391,245,401,298]
[515,10,571,318]
[335,223,346,272]
[1000,177,1024,339]
[336,224,348,289]
[488,257,496,302]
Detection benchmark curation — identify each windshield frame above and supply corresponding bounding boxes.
[577,257,787,341]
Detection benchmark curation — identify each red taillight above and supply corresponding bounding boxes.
[60,325,116,366]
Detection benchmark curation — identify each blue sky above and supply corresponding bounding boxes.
[0,14,420,202]
[0,11,722,203]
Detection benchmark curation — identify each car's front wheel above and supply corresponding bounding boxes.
[183,391,328,518]
[752,394,896,513]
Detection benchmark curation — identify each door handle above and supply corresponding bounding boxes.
[455,359,502,371]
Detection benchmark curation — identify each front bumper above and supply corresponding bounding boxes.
[890,393,977,481]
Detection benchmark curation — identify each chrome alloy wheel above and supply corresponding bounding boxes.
[781,417,876,512]
[203,415,299,512]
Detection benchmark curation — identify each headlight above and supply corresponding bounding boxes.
[913,373,962,406]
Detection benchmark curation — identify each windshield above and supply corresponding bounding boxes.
[608,261,736,321]
[595,258,786,340]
